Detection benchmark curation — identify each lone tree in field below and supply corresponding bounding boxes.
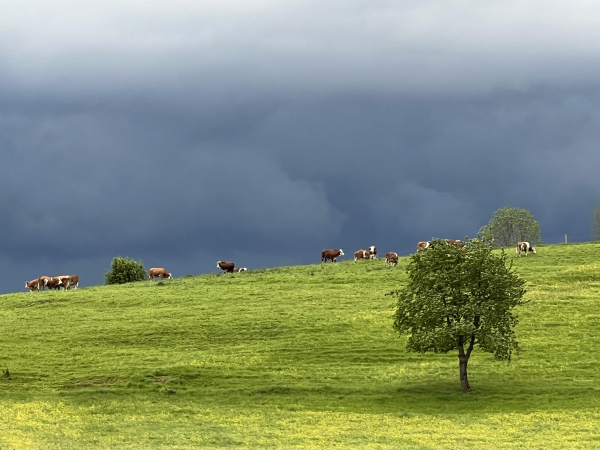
[105,257,147,285]
[392,239,526,392]
[479,207,541,247]
[591,202,600,241]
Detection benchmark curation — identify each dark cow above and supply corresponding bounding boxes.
[38,276,51,290]
[385,252,398,267]
[217,261,235,273]
[368,246,378,259]
[353,249,370,262]
[417,241,431,252]
[149,268,173,280]
[45,277,63,290]
[516,242,536,257]
[321,249,344,264]
[25,279,41,291]
[233,268,247,273]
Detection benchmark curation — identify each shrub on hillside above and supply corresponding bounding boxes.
[105,257,147,285]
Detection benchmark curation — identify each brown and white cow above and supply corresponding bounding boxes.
[149,268,173,281]
[233,268,247,273]
[321,249,344,264]
[516,242,536,257]
[385,252,398,267]
[217,261,235,273]
[417,241,431,252]
[25,279,41,291]
[368,246,378,259]
[45,277,63,290]
[38,276,51,290]
[353,249,370,262]
[57,275,78,289]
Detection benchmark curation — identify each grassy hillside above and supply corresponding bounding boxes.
[1,244,600,448]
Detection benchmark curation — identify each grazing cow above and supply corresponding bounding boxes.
[353,249,370,262]
[149,268,173,281]
[368,246,378,259]
[417,241,431,252]
[516,242,536,257]
[321,249,344,264]
[233,268,247,273]
[217,261,235,273]
[45,277,63,290]
[385,252,399,267]
[25,279,41,291]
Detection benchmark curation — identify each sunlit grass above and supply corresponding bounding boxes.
[1,244,600,448]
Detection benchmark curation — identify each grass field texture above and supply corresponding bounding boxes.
[1,243,600,448]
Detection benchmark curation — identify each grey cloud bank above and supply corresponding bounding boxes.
[2,1,600,293]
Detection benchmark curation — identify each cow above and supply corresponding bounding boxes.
[45,277,63,290]
[321,249,344,264]
[516,242,536,257]
[233,268,247,273]
[149,268,173,281]
[353,249,371,262]
[217,261,235,273]
[38,276,51,290]
[385,252,398,267]
[417,241,431,252]
[368,246,378,259]
[56,275,77,289]
[25,279,41,291]
[67,275,79,289]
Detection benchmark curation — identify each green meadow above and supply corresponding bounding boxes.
[1,243,600,449]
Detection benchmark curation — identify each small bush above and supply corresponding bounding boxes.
[105,257,147,285]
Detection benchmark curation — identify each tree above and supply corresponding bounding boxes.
[105,257,147,285]
[479,207,541,247]
[391,238,526,392]
[591,202,600,241]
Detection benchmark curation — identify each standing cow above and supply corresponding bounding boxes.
[45,277,63,290]
[217,261,235,273]
[368,246,378,259]
[385,252,398,267]
[353,249,371,262]
[321,249,344,264]
[149,268,173,280]
[516,242,536,257]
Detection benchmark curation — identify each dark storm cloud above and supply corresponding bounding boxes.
[2,1,600,293]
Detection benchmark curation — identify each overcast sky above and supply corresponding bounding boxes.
[2,1,600,294]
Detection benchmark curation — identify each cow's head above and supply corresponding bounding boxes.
[339,249,344,256]
[216,261,221,268]
[24,281,28,288]
[168,273,173,279]
[57,278,63,285]
[369,246,375,253]
[239,268,247,272]
[530,246,536,254]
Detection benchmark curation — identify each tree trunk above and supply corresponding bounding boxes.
[459,355,471,392]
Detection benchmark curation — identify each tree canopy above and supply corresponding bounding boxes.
[105,256,147,285]
[479,207,541,247]
[392,238,526,391]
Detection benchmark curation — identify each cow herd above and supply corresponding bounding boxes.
[24,240,538,292]
[25,275,79,292]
